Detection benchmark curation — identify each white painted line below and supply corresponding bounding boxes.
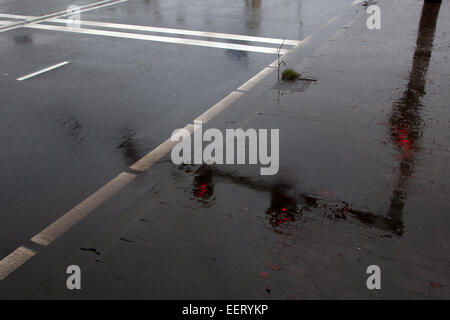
[48,19,300,46]
[31,172,137,246]
[17,61,69,81]
[131,124,194,172]
[0,13,33,19]
[25,24,289,54]
[0,13,299,46]
[194,91,246,124]
[0,246,37,281]
[0,0,127,32]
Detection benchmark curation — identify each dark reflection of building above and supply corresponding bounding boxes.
[143,0,162,24]
[244,0,262,32]
[297,0,304,40]
[224,0,262,61]
[176,0,186,25]
[386,0,441,235]
[225,45,250,62]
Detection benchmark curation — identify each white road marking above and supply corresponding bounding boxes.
[0,13,299,46]
[31,172,137,247]
[24,23,289,54]
[0,0,128,32]
[0,13,33,19]
[0,246,37,281]
[131,124,195,172]
[17,61,69,81]
[50,20,297,46]
[51,19,300,45]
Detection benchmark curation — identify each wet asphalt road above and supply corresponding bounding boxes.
[0,0,355,260]
[0,0,93,16]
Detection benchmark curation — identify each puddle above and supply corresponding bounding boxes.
[180,165,404,236]
[175,1,445,238]
[385,1,441,236]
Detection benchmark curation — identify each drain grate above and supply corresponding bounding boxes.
[274,78,317,93]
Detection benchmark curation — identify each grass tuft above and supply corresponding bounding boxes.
[282,68,301,81]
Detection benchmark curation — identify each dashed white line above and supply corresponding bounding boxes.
[17,61,69,81]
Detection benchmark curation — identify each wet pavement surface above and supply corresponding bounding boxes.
[0,0,94,16]
[0,0,355,260]
[0,0,449,299]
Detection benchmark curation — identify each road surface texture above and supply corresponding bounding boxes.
[0,0,354,262]
[0,0,449,299]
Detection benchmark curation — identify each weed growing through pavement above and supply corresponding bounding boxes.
[281,68,301,81]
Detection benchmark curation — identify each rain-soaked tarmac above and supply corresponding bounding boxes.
[0,0,449,299]
[0,0,354,259]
